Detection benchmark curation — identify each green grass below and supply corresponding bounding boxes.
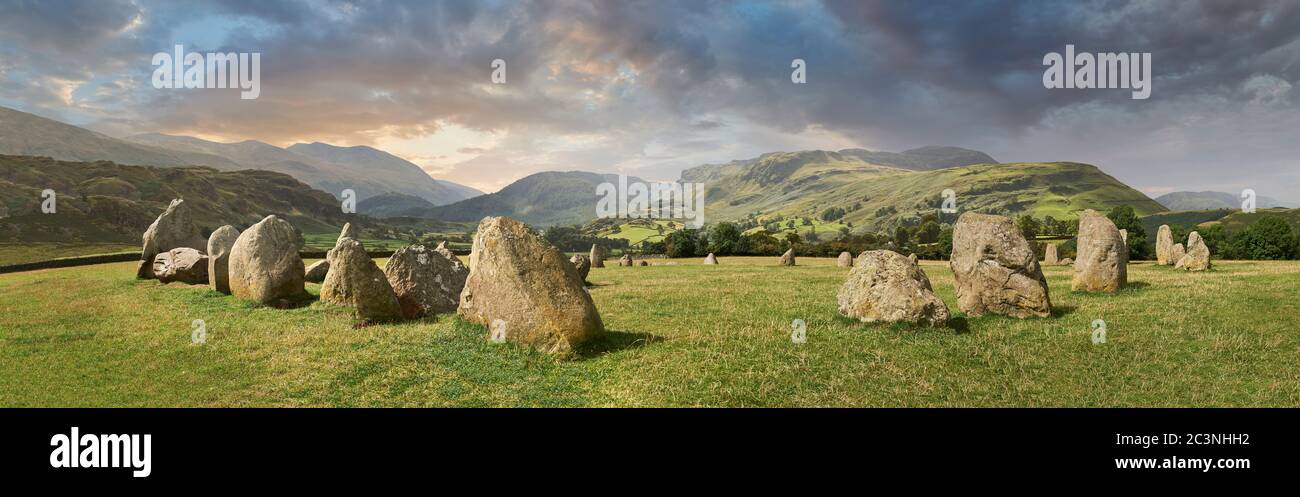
[0,242,138,266]
[745,217,850,240]
[1,258,1297,407]
[596,220,678,246]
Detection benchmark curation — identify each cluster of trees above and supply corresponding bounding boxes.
[541,225,630,253]
[1198,216,1300,260]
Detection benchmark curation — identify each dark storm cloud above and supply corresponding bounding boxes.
[0,0,1296,196]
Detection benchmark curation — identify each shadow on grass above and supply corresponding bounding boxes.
[578,329,664,358]
[1050,304,1078,318]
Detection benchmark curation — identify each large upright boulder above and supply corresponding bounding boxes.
[1175,231,1212,271]
[1043,244,1059,266]
[779,249,796,266]
[704,253,719,265]
[207,225,239,293]
[949,212,1051,318]
[153,248,208,284]
[1072,210,1127,292]
[136,199,206,279]
[569,254,592,281]
[458,217,604,356]
[322,238,402,321]
[228,215,307,305]
[383,243,468,318]
[1155,225,1174,265]
[589,244,606,268]
[837,251,853,267]
[838,250,949,326]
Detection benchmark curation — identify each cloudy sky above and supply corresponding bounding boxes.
[1,0,1297,199]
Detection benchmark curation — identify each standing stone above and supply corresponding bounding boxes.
[949,212,1051,318]
[383,243,467,318]
[152,247,209,284]
[619,254,634,267]
[136,199,206,279]
[207,225,239,294]
[908,253,918,264]
[1119,229,1128,243]
[322,238,402,321]
[570,254,591,281]
[228,215,307,305]
[1072,209,1128,292]
[704,253,719,265]
[337,222,357,245]
[1043,244,1059,266]
[1156,224,1174,265]
[590,244,606,268]
[1060,257,1073,265]
[1175,232,1212,271]
[779,249,796,266]
[638,260,649,266]
[458,217,604,357]
[1170,243,1186,265]
[838,250,950,326]
[837,251,852,267]
[304,260,329,283]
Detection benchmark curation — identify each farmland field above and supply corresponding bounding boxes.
[1,258,1297,407]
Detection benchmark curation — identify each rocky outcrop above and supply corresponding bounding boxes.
[458,217,604,356]
[1071,209,1127,292]
[949,212,1051,318]
[1175,232,1212,271]
[383,243,466,318]
[322,238,403,321]
[206,225,239,294]
[228,215,307,305]
[837,250,949,326]
[136,199,206,279]
[152,247,208,284]
[1156,225,1174,265]
[779,249,795,266]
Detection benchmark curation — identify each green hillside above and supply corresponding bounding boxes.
[692,156,1166,231]
[1197,207,1300,234]
[0,155,437,254]
[425,171,646,227]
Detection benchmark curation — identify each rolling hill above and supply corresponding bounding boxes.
[684,148,1165,230]
[0,154,405,245]
[0,106,243,170]
[1155,191,1295,211]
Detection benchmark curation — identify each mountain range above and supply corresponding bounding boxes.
[0,105,480,206]
[1154,191,1294,211]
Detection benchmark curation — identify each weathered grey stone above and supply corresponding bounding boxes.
[383,243,467,318]
[1043,243,1059,266]
[1060,257,1073,265]
[638,260,649,266]
[304,260,329,283]
[704,253,719,265]
[228,215,307,305]
[619,254,634,267]
[337,222,357,245]
[570,254,591,281]
[458,217,604,357]
[207,225,239,293]
[590,244,606,268]
[837,251,852,267]
[1072,209,1128,292]
[321,238,402,321]
[153,247,208,284]
[949,212,1051,318]
[1175,231,1211,271]
[838,250,949,326]
[1170,243,1186,264]
[137,199,206,279]
[1119,228,1128,243]
[779,248,795,266]
[1156,224,1174,265]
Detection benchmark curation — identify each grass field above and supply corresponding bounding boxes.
[1,257,1297,407]
[0,242,138,266]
